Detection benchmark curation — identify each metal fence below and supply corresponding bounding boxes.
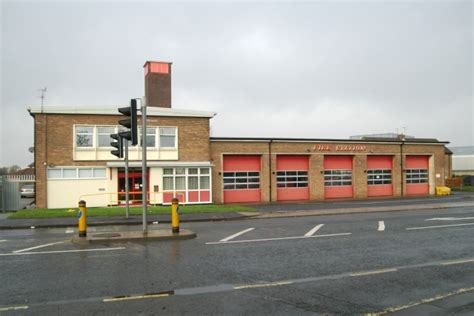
[0,176,20,212]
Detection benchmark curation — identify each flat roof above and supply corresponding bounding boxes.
[210,137,449,145]
[28,106,217,118]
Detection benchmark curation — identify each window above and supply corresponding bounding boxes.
[277,171,308,188]
[324,170,352,186]
[406,169,428,184]
[160,127,176,148]
[139,127,156,147]
[97,127,115,147]
[223,172,260,190]
[162,167,211,191]
[76,126,94,147]
[47,168,107,179]
[367,169,392,185]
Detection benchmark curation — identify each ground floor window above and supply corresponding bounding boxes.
[324,170,352,186]
[276,171,308,188]
[162,167,211,203]
[367,169,392,185]
[406,169,428,184]
[223,171,260,190]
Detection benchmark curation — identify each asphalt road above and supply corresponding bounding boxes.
[1,206,474,315]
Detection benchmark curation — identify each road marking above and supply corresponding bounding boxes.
[406,222,474,230]
[219,228,254,242]
[350,268,397,277]
[378,221,385,231]
[65,228,74,234]
[0,305,29,312]
[0,247,125,256]
[426,217,474,221]
[207,233,352,245]
[0,240,6,243]
[304,224,324,237]
[103,292,171,302]
[13,240,67,253]
[234,281,293,290]
[441,258,474,266]
[366,286,474,316]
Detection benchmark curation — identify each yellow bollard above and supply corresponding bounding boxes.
[78,200,87,237]
[171,198,180,234]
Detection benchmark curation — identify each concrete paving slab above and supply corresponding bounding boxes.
[71,229,196,245]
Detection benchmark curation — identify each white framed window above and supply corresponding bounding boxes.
[47,167,107,179]
[75,126,94,147]
[139,127,157,147]
[367,169,392,185]
[162,167,211,191]
[97,126,116,148]
[159,127,177,148]
[276,171,308,188]
[406,169,428,184]
[324,170,352,186]
[223,172,260,190]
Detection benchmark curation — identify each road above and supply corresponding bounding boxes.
[1,205,474,314]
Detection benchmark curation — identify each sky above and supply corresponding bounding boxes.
[1,0,472,168]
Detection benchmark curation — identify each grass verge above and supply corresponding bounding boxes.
[452,185,474,192]
[9,204,256,219]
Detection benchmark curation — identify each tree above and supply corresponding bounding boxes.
[0,165,21,175]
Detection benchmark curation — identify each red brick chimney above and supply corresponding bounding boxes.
[144,61,172,108]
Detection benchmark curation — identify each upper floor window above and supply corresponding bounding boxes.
[139,128,157,147]
[76,127,94,147]
[160,127,177,148]
[97,127,115,147]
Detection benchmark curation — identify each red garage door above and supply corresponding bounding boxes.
[324,156,353,199]
[223,155,261,203]
[367,156,393,197]
[277,155,309,201]
[406,155,429,195]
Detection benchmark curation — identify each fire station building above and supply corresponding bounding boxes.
[29,61,450,209]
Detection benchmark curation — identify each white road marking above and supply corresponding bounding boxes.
[425,217,474,221]
[441,258,474,266]
[219,228,255,242]
[0,247,126,256]
[406,222,474,230]
[0,240,6,243]
[207,233,351,245]
[103,293,170,302]
[304,224,324,237]
[378,221,385,231]
[13,240,67,253]
[234,281,293,290]
[350,268,397,277]
[65,228,74,234]
[0,305,28,312]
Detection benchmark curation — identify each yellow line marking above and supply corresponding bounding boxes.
[350,268,398,277]
[366,286,474,316]
[103,293,170,302]
[441,258,474,266]
[0,305,29,311]
[234,281,293,290]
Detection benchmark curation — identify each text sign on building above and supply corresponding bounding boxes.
[312,144,367,152]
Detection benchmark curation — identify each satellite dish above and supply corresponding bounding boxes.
[28,147,34,153]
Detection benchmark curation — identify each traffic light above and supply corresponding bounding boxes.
[110,133,123,158]
[118,99,138,145]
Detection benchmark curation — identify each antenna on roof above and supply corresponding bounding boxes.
[38,87,47,113]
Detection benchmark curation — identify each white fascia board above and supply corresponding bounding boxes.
[106,161,213,168]
[28,106,217,118]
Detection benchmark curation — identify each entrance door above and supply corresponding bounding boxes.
[118,169,145,203]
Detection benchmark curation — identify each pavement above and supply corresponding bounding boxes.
[0,192,473,230]
[71,229,197,244]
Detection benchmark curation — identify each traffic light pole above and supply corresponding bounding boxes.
[124,138,129,219]
[141,99,148,234]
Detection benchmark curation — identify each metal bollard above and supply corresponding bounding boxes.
[78,200,87,237]
[171,198,180,234]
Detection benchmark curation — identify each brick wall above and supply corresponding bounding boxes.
[34,113,210,208]
[210,141,447,204]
